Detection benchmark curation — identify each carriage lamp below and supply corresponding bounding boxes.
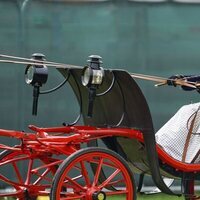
[25,54,48,86]
[25,53,48,116]
[81,55,104,117]
[81,66,104,87]
[81,55,104,87]
[25,65,48,86]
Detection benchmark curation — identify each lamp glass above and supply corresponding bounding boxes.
[92,69,104,85]
[82,67,91,86]
[25,66,35,84]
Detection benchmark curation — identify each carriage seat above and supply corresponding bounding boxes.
[156,102,200,164]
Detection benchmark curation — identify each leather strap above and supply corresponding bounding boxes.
[182,107,200,162]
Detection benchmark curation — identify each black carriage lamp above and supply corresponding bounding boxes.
[81,55,104,117]
[25,53,48,115]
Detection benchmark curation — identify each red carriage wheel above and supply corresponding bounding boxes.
[0,149,58,200]
[50,147,136,200]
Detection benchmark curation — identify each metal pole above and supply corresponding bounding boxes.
[16,0,31,130]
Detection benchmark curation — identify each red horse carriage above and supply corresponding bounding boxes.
[0,54,199,200]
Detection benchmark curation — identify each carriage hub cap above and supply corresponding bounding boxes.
[92,191,106,200]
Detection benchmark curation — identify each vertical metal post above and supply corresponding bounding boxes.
[16,0,31,129]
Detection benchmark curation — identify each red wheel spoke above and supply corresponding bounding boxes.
[99,169,121,189]
[25,159,33,185]
[106,179,125,187]
[65,176,86,191]
[1,155,30,166]
[61,175,84,190]
[33,168,53,185]
[93,158,103,186]
[80,161,91,187]
[12,162,23,184]
[73,164,82,171]
[31,160,62,173]
[0,173,23,189]
[0,189,24,197]
[90,158,116,168]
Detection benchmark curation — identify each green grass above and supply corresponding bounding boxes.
[100,193,184,200]
[0,193,185,200]
[137,193,184,200]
